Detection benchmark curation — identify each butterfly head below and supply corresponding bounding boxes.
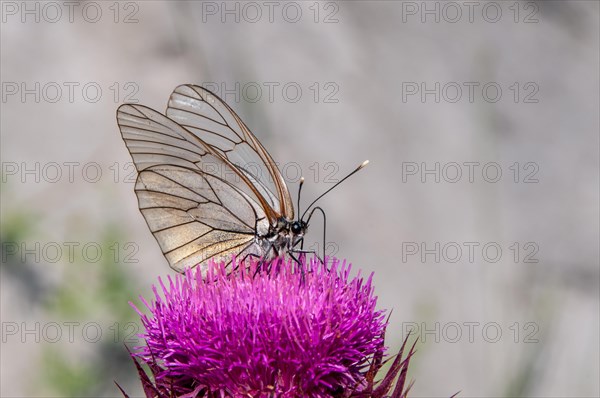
[270,217,307,251]
[275,217,307,236]
[291,220,307,236]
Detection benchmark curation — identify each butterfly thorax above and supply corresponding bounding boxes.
[257,217,307,258]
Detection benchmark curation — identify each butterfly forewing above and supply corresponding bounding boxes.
[117,103,272,273]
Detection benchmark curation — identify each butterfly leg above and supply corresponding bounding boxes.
[237,245,269,279]
[248,241,278,278]
[242,252,265,277]
[290,249,328,276]
[290,242,325,278]
[290,234,329,272]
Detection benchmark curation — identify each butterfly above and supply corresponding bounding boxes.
[116,84,367,275]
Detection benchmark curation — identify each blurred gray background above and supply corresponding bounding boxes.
[1,1,598,397]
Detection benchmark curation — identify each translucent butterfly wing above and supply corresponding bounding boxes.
[117,104,268,273]
[166,84,294,220]
[135,166,263,273]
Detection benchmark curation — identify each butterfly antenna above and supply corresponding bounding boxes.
[301,160,369,220]
[297,176,305,218]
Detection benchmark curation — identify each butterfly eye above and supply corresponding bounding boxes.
[291,222,302,235]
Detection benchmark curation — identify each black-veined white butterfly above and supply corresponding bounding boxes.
[116,84,367,274]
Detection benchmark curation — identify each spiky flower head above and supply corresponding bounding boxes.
[124,257,415,397]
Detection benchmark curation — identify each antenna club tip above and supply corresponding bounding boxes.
[360,160,370,168]
[300,176,305,183]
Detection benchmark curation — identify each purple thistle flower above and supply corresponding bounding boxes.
[123,257,416,398]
